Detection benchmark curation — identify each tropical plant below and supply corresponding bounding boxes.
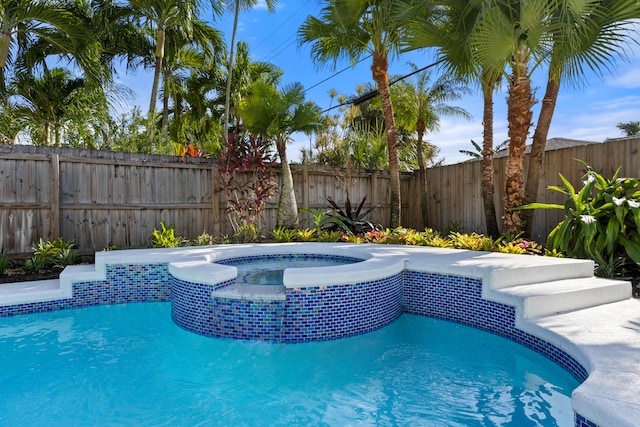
[232,222,262,243]
[193,230,216,246]
[299,208,342,233]
[0,252,11,275]
[23,255,47,274]
[448,232,496,252]
[151,222,187,247]
[522,0,640,237]
[32,237,77,268]
[317,230,342,242]
[521,160,640,277]
[299,0,408,228]
[459,139,508,158]
[392,65,471,227]
[296,228,317,242]
[238,80,324,228]
[173,141,208,161]
[271,226,298,243]
[325,194,380,235]
[10,68,103,146]
[129,0,218,120]
[222,0,278,143]
[218,132,277,236]
[403,0,502,238]
[54,248,79,269]
[617,121,640,137]
[0,0,101,100]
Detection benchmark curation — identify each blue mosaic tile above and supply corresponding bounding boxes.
[403,271,588,383]
[0,264,171,317]
[575,413,599,427]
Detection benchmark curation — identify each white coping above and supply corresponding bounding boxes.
[0,242,636,427]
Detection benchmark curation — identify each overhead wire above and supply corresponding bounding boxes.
[321,58,445,114]
[252,0,316,52]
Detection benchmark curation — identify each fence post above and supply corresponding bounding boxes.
[211,165,221,237]
[50,153,60,240]
[301,165,309,211]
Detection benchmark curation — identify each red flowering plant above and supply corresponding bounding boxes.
[218,133,277,241]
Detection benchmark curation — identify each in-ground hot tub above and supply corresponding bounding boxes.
[169,244,406,342]
[217,253,365,286]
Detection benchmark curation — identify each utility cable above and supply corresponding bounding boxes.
[321,58,444,113]
[252,0,316,52]
[302,55,372,95]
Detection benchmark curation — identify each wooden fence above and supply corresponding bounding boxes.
[1,137,638,256]
[0,144,412,256]
[424,136,640,242]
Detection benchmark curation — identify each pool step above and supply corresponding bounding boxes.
[490,277,631,319]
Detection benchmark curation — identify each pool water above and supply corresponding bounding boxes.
[0,303,578,426]
[218,254,363,285]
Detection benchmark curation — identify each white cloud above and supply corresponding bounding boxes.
[608,67,640,89]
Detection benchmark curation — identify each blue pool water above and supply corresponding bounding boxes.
[218,254,363,285]
[0,303,578,426]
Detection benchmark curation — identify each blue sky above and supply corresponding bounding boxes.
[117,1,640,165]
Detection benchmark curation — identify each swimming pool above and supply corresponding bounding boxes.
[0,303,578,426]
[0,243,635,426]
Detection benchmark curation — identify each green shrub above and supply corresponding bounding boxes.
[325,195,380,235]
[54,247,79,268]
[24,255,47,274]
[271,226,298,243]
[317,230,342,242]
[232,223,262,244]
[521,160,640,277]
[151,222,187,248]
[32,237,77,268]
[296,228,317,242]
[0,253,11,275]
[193,231,216,246]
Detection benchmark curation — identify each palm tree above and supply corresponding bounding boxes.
[215,41,282,135]
[471,0,556,235]
[223,0,277,143]
[238,81,324,228]
[392,66,471,228]
[11,68,100,146]
[129,0,214,118]
[299,0,408,228]
[160,21,224,134]
[403,0,503,238]
[617,121,640,137]
[522,0,640,237]
[0,0,100,101]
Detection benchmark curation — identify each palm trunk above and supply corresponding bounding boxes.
[416,118,428,228]
[162,76,169,132]
[224,2,241,144]
[45,123,51,146]
[148,27,165,117]
[503,49,534,235]
[0,31,12,104]
[371,51,401,228]
[523,70,561,238]
[276,137,298,228]
[481,75,500,238]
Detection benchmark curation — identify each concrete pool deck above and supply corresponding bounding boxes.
[0,243,638,426]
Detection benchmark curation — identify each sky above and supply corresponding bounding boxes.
[116,1,640,166]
